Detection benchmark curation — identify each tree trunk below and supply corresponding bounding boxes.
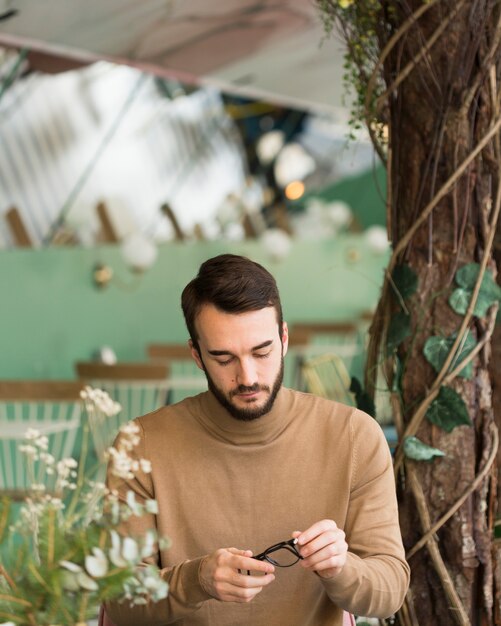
[374,1,501,623]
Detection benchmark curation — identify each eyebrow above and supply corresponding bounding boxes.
[207,340,274,357]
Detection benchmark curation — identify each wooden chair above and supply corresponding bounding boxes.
[288,322,362,391]
[301,353,355,406]
[75,361,170,461]
[0,380,83,499]
[147,343,207,404]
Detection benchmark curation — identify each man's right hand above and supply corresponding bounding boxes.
[199,547,275,603]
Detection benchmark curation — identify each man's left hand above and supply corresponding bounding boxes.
[292,519,347,579]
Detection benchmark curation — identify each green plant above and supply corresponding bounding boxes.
[0,387,169,626]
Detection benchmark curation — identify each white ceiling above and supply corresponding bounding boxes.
[0,0,349,116]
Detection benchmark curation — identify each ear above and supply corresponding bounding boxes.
[281,322,289,357]
[189,339,204,371]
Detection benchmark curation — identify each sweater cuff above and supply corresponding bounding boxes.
[318,553,362,601]
[163,556,213,606]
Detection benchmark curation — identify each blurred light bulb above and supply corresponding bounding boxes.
[365,225,390,254]
[285,181,305,201]
[260,228,292,262]
[325,201,353,228]
[256,130,285,165]
[121,232,158,272]
[274,143,316,187]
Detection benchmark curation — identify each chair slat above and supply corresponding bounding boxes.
[0,382,83,499]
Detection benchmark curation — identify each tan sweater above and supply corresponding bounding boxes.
[106,387,409,626]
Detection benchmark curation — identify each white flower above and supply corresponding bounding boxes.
[126,491,143,516]
[109,530,128,567]
[35,435,49,450]
[139,459,152,474]
[145,499,158,515]
[77,571,99,591]
[60,560,82,573]
[122,537,139,563]
[24,428,41,440]
[18,444,38,459]
[85,548,109,578]
[141,530,156,558]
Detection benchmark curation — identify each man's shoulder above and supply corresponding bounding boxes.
[286,387,380,435]
[286,387,356,419]
[136,393,201,432]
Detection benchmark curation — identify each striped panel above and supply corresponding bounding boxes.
[0,400,81,495]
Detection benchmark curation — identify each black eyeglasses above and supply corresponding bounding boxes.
[240,538,303,575]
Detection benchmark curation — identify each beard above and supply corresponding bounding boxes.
[203,356,284,422]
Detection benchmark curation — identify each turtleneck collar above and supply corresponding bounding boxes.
[193,386,296,445]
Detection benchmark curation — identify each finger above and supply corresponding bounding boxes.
[296,519,338,547]
[299,529,345,560]
[300,542,342,566]
[233,555,275,575]
[228,547,253,557]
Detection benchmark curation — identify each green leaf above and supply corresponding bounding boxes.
[450,263,501,317]
[423,331,476,379]
[449,288,471,315]
[425,386,472,432]
[386,312,411,352]
[349,377,376,417]
[392,264,418,300]
[403,436,445,461]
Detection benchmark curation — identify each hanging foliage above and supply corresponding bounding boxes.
[449,263,501,317]
[425,386,472,432]
[403,436,445,461]
[423,331,477,379]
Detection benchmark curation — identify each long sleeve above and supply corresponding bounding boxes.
[321,411,410,617]
[104,419,212,626]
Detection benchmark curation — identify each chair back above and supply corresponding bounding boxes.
[147,343,207,404]
[301,353,355,406]
[75,361,170,460]
[0,381,83,498]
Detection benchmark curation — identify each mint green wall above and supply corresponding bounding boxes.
[3,237,389,379]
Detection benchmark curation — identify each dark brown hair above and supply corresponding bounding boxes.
[181,254,283,350]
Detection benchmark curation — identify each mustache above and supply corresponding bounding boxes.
[230,383,270,397]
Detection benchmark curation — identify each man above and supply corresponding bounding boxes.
[106,253,409,626]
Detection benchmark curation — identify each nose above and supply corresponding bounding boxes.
[236,358,258,387]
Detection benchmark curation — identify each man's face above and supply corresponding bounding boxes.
[190,304,288,421]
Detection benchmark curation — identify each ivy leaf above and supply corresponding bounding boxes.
[423,331,476,379]
[350,377,376,418]
[449,288,471,315]
[386,312,411,352]
[425,386,472,432]
[392,264,418,300]
[403,436,445,461]
[449,263,501,317]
